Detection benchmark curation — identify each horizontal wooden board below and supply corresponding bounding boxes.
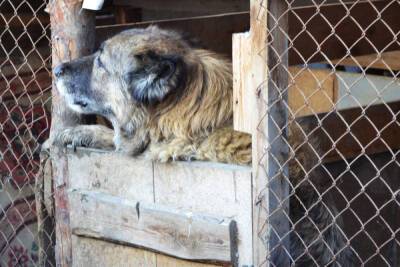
[72,236,221,267]
[302,101,400,163]
[69,189,234,263]
[288,67,337,118]
[336,72,400,110]
[67,150,252,265]
[329,50,400,71]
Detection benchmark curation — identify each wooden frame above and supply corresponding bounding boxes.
[47,0,400,266]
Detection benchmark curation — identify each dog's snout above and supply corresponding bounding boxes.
[53,63,69,78]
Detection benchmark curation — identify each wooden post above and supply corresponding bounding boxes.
[49,0,95,266]
[233,0,290,265]
[265,1,290,265]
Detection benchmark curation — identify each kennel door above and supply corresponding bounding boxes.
[61,148,253,267]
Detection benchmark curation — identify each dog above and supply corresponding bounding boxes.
[53,26,353,266]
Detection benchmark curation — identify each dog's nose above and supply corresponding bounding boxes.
[53,63,68,78]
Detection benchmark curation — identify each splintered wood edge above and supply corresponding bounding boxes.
[66,146,251,172]
[68,189,236,263]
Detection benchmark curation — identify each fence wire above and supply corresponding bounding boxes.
[2,0,400,266]
[0,0,52,266]
[257,0,400,266]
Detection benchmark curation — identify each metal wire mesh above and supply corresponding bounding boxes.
[0,0,52,266]
[256,0,400,266]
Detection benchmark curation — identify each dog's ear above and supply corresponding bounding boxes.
[125,51,185,104]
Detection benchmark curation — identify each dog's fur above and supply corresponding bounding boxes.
[53,26,353,266]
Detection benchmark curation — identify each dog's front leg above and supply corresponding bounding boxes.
[113,127,149,156]
[53,125,115,151]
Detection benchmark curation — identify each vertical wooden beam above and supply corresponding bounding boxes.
[265,1,290,265]
[237,0,290,265]
[49,0,95,266]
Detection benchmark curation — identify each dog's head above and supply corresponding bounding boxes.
[54,26,190,124]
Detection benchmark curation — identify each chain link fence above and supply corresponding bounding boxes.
[2,0,400,266]
[0,0,51,266]
[256,0,400,266]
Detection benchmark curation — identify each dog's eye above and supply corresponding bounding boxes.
[96,56,105,69]
[134,54,145,62]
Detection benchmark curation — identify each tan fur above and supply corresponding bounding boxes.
[53,26,353,266]
[146,48,251,165]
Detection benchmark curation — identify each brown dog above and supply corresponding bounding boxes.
[53,26,251,164]
[53,26,353,266]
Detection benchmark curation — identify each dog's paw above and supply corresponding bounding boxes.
[53,127,94,151]
[148,141,196,163]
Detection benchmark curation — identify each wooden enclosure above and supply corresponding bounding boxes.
[40,0,400,266]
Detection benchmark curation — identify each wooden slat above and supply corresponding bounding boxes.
[69,189,234,263]
[233,32,254,134]
[49,1,95,266]
[234,65,338,133]
[308,101,400,163]
[67,153,155,202]
[245,0,269,264]
[265,1,291,265]
[288,67,337,118]
[67,150,252,265]
[153,161,252,266]
[329,50,400,71]
[72,236,158,267]
[72,236,221,267]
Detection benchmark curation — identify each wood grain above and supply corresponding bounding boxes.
[69,189,233,263]
[329,50,400,71]
[49,1,95,266]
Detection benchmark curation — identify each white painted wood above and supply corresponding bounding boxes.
[336,72,400,110]
[69,189,233,263]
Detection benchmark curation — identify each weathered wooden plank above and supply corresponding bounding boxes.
[264,1,291,265]
[329,50,400,71]
[233,32,254,134]
[242,0,269,264]
[49,0,95,266]
[67,151,154,202]
[156,254,221,267]
[71,236,157,267]
[309,101,400,163]
[153,161,252,266]
[36,151,55,266]
[69,189,233,263]
[234,64,337,133]
[336,72,400,110]
[235,0,292,265]
[288,67,337,118]
[72,236,222,267]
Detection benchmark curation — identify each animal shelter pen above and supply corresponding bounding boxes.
[1,0,399,266]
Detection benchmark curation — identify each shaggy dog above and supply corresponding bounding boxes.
[53,26,353,266]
